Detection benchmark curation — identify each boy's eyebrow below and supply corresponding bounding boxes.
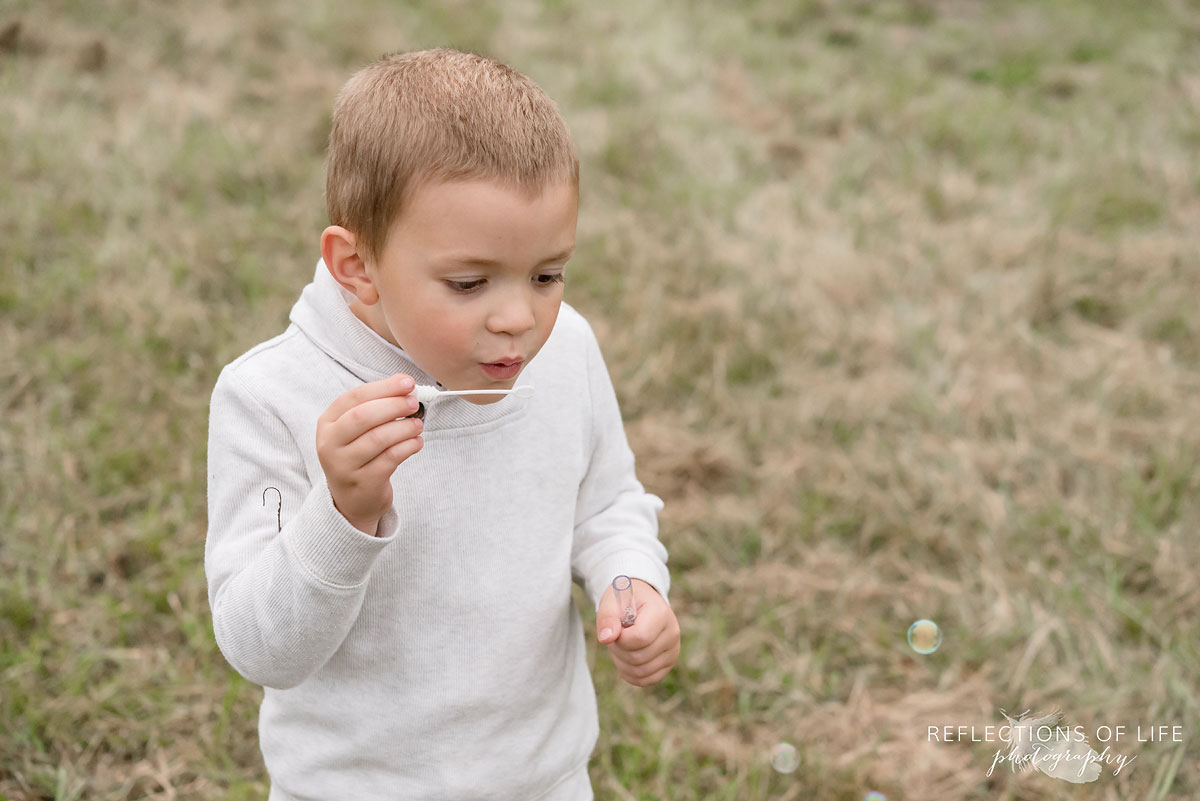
[438,246,575,268]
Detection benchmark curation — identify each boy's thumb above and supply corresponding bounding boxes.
[596,594,621,644]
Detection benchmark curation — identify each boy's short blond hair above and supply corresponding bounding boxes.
[326,48,580,264]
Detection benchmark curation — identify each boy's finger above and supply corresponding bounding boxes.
[612,646,673,678]
[360,426,424,474]
[347,417,425,469]
[595,586,624,644]
[322,374,414,424]
[608,639,664,669]
[607,623,663,658]
[329,394,422,448]
[621,663,673,688]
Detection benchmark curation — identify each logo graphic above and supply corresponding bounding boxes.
[931,708,1168,783]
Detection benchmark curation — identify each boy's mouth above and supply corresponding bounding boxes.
[481,359,523,380]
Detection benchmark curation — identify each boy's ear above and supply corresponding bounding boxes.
[321,225,379,305]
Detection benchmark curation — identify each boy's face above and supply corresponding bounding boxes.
[356,178,577,404]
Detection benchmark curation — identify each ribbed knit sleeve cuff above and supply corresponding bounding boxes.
[284,481,399,589]
[587,550,671,613]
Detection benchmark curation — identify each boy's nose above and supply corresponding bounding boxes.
[485,291,537,337]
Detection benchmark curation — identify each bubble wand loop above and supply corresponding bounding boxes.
[612,575,637,628]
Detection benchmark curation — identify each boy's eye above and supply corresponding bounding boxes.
[445,274,564,293]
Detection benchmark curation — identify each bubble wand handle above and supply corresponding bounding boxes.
[415,384,534,403]
[612,575,637,627]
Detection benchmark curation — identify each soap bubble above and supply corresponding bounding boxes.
[863,793,888,801]
[770,742,799,773]
[907,619,942,654]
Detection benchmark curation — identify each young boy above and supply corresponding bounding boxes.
[205,49,679,800]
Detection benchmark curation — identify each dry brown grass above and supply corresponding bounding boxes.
[2,1,1198,799]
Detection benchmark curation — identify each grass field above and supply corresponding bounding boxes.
[2,0,1199,799]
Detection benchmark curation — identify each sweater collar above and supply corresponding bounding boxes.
[289,260,529,430]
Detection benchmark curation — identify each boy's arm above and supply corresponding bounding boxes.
[205,367,399,689]
[570,321,670,613]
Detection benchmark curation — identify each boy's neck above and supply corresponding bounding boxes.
[349,300,398,348]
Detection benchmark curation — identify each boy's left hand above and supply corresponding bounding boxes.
[596,579,680,687]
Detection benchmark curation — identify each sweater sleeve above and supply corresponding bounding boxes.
[204,366,400,689]
[570,321,671,613]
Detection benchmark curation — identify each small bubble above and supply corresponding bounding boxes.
[907,619,942,654]
[863,793,888,801]
[770,742,799,774]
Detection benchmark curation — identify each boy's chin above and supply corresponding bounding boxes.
[466,394,505,406]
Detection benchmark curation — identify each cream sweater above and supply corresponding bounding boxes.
[205,262,670,801]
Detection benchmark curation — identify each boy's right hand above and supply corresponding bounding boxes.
[316,373,424,535]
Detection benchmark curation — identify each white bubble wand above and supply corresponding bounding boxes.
[414,384,534,403]
[612,575,637,627]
